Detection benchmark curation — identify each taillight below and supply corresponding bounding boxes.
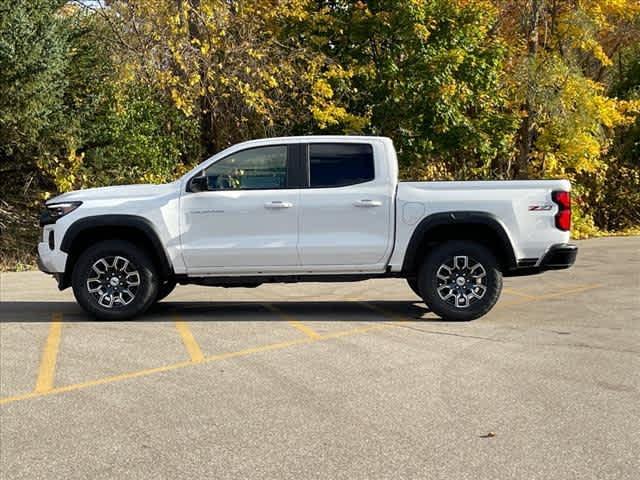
[552,191,571,231]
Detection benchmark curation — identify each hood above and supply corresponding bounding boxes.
[46,182,179,204]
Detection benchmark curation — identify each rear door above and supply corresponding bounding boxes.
[180,144,302,273]
[298,142,394,268]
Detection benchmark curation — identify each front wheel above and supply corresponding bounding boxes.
[418,241,502,321]
[155,279,177,303]
[406,277,421,298]
[72,240,159,320]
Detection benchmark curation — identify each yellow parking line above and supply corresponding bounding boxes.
[533,283,602,300]
[357,301,410,324]
[1,284,603,407]
[262,303,321,339]
[34,313,63,393]
[502,288,538,300]
[175,319,204,363]
[498,283,602,308]
[0,322,393,406]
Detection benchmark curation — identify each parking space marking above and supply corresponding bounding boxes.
[0,321,394,406]
[497,283,602,308]
[175,319,205,363]
[262,303,321,339]
[503,288,538,300]
[0,283,604,407]
[357,301,410,324]
[34,313,63,393]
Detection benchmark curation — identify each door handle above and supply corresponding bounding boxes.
[354,199,382,207]
[264,201,293,209]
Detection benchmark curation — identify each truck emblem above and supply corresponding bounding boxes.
[528,204,553,211]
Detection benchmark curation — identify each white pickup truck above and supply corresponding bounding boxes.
[38,136,577,321]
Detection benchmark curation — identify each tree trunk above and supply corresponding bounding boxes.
[515,0,543,180]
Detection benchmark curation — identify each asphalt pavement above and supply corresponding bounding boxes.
[1,236,638,479]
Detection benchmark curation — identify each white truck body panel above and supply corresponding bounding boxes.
[389,180,571,270]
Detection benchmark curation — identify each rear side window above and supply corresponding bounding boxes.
[309,143,374,188]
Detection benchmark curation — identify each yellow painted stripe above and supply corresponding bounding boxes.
[1,284,601,407]
[356,301,410,324]
[287,320,321,339]
[0,322,393,406]
[531,283,603,300]
[502,288,538,300]
[175,320,204,363]
[498,283,602,308]
[34,313,63,393]
[262,303,321,339]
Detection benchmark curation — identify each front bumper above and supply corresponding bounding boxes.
[539,243,578,270]
[37,241,67,275]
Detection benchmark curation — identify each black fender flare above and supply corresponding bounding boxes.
[60,214,173,279]
[401,211,517,273]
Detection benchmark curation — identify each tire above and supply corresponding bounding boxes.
[418,241,502,321]
[72,240,159,320]
[406,277,421,297]
[155,279,177,303]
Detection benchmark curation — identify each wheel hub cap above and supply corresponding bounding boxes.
[435,255,487,309]
[86,256,140,308]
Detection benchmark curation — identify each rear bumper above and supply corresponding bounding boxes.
[539,243,578,270]
[506,243,577,277]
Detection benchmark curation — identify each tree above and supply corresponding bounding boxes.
[497,0,640,179]
[303,0,517,179]
[104,0,361,157]
[0,0,70,193]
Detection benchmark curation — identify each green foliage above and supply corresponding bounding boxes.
[0,2,201,195]
[0,0,70,188]
[107,0,361,156]
[586,45,640,231]
[79,83,201,186]
[308,0,517,176]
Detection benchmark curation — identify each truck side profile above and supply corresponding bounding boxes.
[37,136,578,321]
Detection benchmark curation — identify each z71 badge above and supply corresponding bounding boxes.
[528,204,553,211]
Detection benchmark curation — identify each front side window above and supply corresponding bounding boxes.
[203,145,287,190]
[309,143,374,188]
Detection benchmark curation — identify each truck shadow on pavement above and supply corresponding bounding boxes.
[0,300,432,323]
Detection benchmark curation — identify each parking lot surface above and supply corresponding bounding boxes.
[1,236,639,479]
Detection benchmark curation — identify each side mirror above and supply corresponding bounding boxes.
[190,176,208,193]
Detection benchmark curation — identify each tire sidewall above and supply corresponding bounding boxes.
[72,240,159,320]
[155,279,177,303]
[419,241,502,321]
[406,277,421,298]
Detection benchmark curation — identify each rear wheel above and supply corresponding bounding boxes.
[418,241,502,321]
[72,240,159,320]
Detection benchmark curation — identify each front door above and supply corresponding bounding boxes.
[180,145,300,273]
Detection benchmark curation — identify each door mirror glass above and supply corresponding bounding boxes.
[190,175,208,192]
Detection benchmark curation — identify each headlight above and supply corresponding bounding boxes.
[40,201,82,226]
